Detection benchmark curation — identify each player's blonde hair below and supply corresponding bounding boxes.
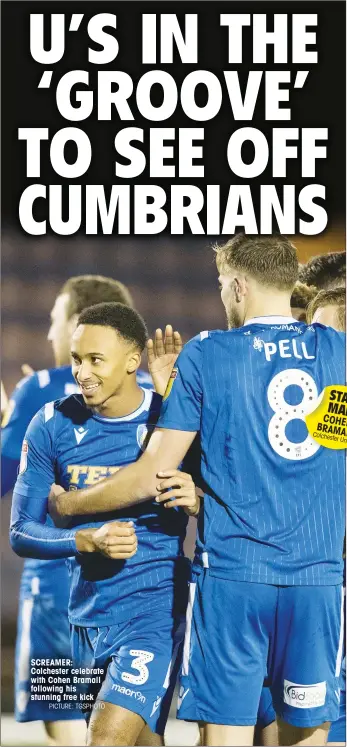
[214,234,298,291]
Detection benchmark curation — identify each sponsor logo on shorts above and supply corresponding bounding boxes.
[150,696,162,717]
[111,684,145,704]
[283,679,326,709]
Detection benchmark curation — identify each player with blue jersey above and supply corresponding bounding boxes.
[2,275,152,746]
[10,302,190,747]
[49,236,345,747]
[243,276,347,747]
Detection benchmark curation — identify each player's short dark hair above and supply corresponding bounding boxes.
[290,282,317,310]
[306,287,346,331]
[60,275,134,319]
[214,235,298,291]
[77,302,148,351]
[299,252,346,290]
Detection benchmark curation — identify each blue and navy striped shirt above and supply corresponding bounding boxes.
[3,364,153,598]
[158,317,346,586]
[11,389,189,625]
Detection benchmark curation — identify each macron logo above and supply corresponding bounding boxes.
[74,427,88,445]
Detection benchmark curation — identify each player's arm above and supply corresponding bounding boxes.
[50,429,197,518]
[10,408,82,558]
[50,336,203,518]
[10,408,137,560]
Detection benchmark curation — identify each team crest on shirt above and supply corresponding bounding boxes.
[19,440,28,474]
[137,425,155,451]
[253,337,264,351]
[163,368,177,401]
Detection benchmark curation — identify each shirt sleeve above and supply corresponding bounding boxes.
[157,335,203,432]
[1,455,20,496]
[10,406,78,559]
[1,375,45,496]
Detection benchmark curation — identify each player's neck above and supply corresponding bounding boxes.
[93,383,144,419]
[244,295,293,323]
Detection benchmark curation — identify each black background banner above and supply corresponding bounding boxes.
[1,2,346,235]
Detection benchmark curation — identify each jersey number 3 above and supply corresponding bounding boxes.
[121,649,154,685]
[267,369,320,461]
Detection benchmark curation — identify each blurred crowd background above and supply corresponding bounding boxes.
[1,225,345,714]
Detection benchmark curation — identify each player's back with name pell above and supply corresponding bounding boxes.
[191,322,345,586]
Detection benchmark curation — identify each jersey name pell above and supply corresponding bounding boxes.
[254,337,315,362]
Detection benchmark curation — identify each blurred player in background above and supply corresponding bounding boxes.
[49,236,345,746]
[299,251,346,290]
[10,303,192,747]
[290,281,317,322]
[1,380,9,418]
[307,287,346,331]
[1,275,152,747]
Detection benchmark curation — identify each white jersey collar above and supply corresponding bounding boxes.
[244,316,299,326]
[93,388,153,422]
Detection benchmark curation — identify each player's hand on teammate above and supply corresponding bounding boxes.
[155,470,200,516]
[147,325,182,396]
[88,521,138,559]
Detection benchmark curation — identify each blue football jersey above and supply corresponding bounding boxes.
[11,389,189,626]
[2,366,78,491]
[2,366,80,594]
[3,365,153,596]
[157,316,346,586]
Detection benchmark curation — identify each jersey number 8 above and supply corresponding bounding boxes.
[267,369,320,461]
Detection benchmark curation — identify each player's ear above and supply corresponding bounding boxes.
[234,277,243,303]
[235,274,248,302]
[127,350,141,374]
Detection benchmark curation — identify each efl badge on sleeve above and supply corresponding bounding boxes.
[163,368,178,401]
[19,440,28,474]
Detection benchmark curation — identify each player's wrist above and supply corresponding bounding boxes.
[184,493,201,517]
[184,505,199,517]
[53,491,71,516]
[75,528,97,553]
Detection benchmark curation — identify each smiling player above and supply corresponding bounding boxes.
[10,303,190,747]
[2,275,152,746]
[48,236,345,747]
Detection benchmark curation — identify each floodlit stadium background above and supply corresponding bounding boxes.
[1,227,345,745]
